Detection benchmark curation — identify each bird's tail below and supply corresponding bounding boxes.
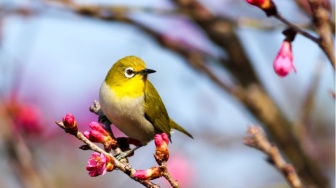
[170,119,193,139]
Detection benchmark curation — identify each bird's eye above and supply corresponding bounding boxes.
[124,67,135,78]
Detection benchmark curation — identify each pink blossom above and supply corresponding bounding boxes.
[84,122,111,143]
[154,133,169,148]
[86,152,108,177]
[273,41,296,77]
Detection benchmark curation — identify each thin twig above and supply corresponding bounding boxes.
[160,162,180,188]
[274,13,320,43]
[244,126,304,188]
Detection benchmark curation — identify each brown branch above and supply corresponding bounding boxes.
[0,109,47,188]
[275,12,335,69]
[273,1,336,69]
[293,0,335,33]
[309,0,335,69]
[55,120,160,188]
[244,126,304,188]
[273,13,320,43]
[160,162,180,188]
[237,17,313,31]
[295,61,324,146]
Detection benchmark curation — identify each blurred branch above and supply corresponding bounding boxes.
[308,0,335,69]
[244,126,304,188]
[273,13,320,43]
[48,1,234,92]
[293,0,334,33]
[170,0,329,187]
[295,61,324,155]
[330,90,336,99]
[237,17,313,31]
[0,107,46,188]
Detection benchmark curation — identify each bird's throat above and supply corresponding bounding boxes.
[108,79,145,100]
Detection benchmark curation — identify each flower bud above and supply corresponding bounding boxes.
[62,114,77,134]
[246,0,277,16]
[84,122,116,152]
[133,167,161,180]
[154,133,169,148]
[154,133,169,163]
[89,121,109,136]
[273,40,296,77]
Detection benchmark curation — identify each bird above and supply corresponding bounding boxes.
[99,56,193,158]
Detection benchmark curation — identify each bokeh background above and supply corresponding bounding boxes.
[0,0,334,188]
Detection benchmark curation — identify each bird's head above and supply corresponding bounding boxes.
[104,56,156,97]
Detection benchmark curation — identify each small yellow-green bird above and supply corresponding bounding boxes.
[99,56,193,156]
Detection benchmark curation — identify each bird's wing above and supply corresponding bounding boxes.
[144,81,171,139]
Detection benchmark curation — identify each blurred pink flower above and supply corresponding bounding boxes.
[15,104,42,135]
[246,0,266,7]
[273,41,296,77]
[166,154,195,188]
[86,152,109,177]
[5,97,43,137]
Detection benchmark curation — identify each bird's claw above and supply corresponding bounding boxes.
[114,151,131,160]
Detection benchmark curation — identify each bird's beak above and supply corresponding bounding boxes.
[138,69,156,75]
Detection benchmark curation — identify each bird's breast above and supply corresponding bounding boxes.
[99,82,155,144]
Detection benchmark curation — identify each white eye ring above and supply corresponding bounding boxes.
[124,67,135,78]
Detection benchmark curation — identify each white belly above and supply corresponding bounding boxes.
[99,82,155,145]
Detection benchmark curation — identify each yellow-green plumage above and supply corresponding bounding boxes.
[99,56,193,145]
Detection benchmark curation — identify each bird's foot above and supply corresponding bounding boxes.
[114,145,142,160]
[114,150,133,160]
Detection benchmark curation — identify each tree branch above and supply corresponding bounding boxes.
[245,126,304,188]
[55,120,160,188]
[308,0,335,69]
[273,13,320,43]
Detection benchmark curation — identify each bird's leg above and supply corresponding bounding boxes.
[114,145,143,160]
